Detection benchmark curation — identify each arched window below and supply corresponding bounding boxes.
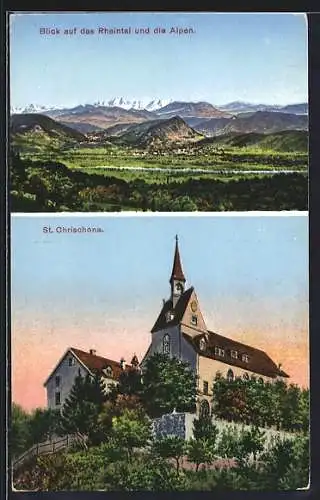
[163,334,171,355]
[243,372,250,381]
[199,399,210,419]
[227,369,234,382]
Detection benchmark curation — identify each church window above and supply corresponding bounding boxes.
[55,392,61,406]
[55,375,60,387]
[203,381,209,395]
[242,353,249,363]
[163,334,171,355]
[243,372,250,380]
[199,338,206,351]
[68,357,75,366]
[215,346,225,357]
[231,350,238,359]
[166,311,174,322]
[199,400,210,418]
[227,369,234,382]
[191,315,198,326]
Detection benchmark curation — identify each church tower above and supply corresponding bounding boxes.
[170,235,186,308]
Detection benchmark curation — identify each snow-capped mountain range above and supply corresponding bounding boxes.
[10,98,308,116]
[11,98,173,114]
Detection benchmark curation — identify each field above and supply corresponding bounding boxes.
[10,130,308,212]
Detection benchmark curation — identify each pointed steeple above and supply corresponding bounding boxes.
[170,235,186,285]
[170,236,186,308]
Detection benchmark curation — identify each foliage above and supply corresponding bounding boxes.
[193,413,218,442]
[212,374,309,432]
[141,353,197,417]
[10,152,307,212]
[152,435,186,472]
[11,403,31,459]
[111,409,151,461]
[59,372,107,447]
[117,366,143,397]
[187,438,216,471]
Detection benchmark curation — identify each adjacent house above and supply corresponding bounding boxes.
[43,347,135,409]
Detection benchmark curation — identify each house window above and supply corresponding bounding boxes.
[231,350,238,359]
[55,392,61,406]
[227,369,234,382]
[243,372,250,381]
[203,381,209,395]
[68,357,75,366]
[215,346,225,357]
[105,366,113,378]
[163,334,171,355]
[199,338,206,351]
[191,315,198,326]
[242,354,249,363]
[55,375,60,387]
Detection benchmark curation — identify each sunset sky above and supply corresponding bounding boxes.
[10,12,307,107]
[11,214,309,411]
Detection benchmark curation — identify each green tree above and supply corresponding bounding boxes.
[192,413,218,442]
[11,403,31,459]
[28,408,61,445]
[112,409,151,461]
[141,353,197,417]
[59,372,107,448]
[153,436,186,472]
[187,438,216,472]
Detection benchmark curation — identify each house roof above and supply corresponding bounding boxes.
[151,286,194,333]
[183,331,289,379]
[170,236,186,283]
[71,347,131,379]
[43,347,132,386]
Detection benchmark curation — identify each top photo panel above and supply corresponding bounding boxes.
[9,12,308,213]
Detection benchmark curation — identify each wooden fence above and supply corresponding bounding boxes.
[12,435,76,471]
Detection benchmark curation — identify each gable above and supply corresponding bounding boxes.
[180,289,208,337]
[151,287,194,333]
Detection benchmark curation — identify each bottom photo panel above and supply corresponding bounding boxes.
[11,213,309,491]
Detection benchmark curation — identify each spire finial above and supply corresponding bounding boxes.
[175,234,178,243]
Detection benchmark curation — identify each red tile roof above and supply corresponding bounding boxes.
[183,331,289,379]
[71,347,131,380]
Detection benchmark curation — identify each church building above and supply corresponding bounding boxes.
[142,236,289,414]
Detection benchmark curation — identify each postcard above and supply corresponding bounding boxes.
[9,12,308,212]
[10,213,309,491]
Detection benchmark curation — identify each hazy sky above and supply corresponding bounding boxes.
[11,214,308,410]
[10,12,307,108]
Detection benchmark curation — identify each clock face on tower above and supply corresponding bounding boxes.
[191,300,197,312]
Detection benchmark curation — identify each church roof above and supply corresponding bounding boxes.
[151,286,194,333]
[183,331,289,379]
[170,237,186,283]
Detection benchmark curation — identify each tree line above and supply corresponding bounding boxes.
[10,154,307,212]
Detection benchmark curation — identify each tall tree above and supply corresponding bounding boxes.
[141,353,197,417]
[60,372,107,447]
